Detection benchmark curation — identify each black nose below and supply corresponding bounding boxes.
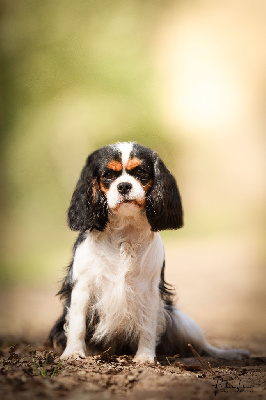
[117,182,132,195]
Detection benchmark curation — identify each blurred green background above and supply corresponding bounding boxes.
[0,0,265,339]
[1,0,180,284]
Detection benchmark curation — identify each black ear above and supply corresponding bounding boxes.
[67,153,108,232]
[146,155,183,231]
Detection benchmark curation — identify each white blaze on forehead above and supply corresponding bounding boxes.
[107,142,145,211]
[115,142,133,171]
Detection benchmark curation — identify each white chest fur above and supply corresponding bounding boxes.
[69,212,165,348]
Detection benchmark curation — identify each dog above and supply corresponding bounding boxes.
[48,142,249,363]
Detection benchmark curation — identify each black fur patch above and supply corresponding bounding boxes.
[67,146,122,232]
[129,143,183,231]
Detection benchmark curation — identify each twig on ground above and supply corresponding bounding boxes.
[188,344,217,377]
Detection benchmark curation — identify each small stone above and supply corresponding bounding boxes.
[77,370,86,378]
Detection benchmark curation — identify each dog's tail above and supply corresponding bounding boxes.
[202,342,249,360]
[161,307,249,359]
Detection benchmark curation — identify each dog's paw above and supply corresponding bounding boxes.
[60,348,86,360]
[133,353,156,364]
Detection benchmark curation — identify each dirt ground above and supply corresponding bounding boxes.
[0,335,265,400]
[1,238,265,399]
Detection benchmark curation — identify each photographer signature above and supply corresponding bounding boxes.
[212,377,253,396]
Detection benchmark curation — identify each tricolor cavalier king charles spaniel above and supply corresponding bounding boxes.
[48,142,249,363]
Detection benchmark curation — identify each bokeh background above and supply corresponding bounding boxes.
[0,0,265,351]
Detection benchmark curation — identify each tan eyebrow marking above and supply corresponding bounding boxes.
[106,160,123,171]
[126,157,142,170]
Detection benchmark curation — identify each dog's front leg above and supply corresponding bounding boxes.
[133,331,157,364]
[133,292,159,364]
[61,279,89,359]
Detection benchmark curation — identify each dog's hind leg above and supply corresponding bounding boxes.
[48,311,67,351]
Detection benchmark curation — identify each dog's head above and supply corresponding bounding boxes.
[67,142,183,232]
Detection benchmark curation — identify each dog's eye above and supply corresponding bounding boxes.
[103,170,116,180]
[134,167,145,176]
[133,167,150,180]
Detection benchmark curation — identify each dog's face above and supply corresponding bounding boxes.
[99,142,153,213]
[68,142,183,232]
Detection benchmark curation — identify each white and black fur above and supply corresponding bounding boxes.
[48,142,249,362]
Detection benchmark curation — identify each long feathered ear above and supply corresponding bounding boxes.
[67,154,108,232]
[146,155,183,231]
